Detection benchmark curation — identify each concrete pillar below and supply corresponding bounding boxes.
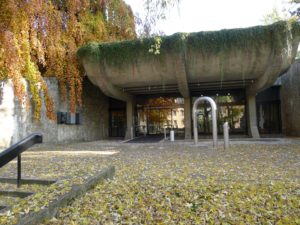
[125,99,135,140]
[247,94,260,138]
[184,97,192,139]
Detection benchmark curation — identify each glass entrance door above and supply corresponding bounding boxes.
[137,108,172,135]
[257,102,281,134]
[136,97,185,136]
[147,109,163,134]
[218,104,246,134]
[147,108,176,135]
[193,92,247,135]
[196,103,212,134]
[109,110,126,137]
[256,87,282,134]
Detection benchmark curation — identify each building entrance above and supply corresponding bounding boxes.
[109,98,126,137]
[137,107,170,135]
[256,86,282,134]
[193,90,247,135]
[110,110,126,137]
[136,97,184,136]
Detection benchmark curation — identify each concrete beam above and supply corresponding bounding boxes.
[82,59,133,102]
[247,60,282,96]
[246,94,260,138]
[247,30,299,95]
[184,97,192,139]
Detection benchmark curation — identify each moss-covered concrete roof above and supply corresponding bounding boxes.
[77,21,300,99]
[78,21,300,66]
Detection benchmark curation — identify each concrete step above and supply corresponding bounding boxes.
[0,178,56,186]
[0,191,33,198]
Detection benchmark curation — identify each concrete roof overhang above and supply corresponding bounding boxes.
[78,21,300,101]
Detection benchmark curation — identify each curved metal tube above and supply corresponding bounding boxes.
[193,97,217,147]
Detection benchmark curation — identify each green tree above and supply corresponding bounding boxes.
[136,0,180,36]
[289,0,300,20]
[263,7,285,24]
[263,1,300,59]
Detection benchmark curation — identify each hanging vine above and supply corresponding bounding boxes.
[0,0,136,120]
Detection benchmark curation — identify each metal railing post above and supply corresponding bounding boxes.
[170,130,175,142]
[212,107,217,148]
[223,122,229,149]
[0,133,43,187]
[130,126,134,139]
[17,154,21,188]
[193,106,198,145]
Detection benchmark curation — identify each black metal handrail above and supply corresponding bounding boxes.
[0,133,43,187]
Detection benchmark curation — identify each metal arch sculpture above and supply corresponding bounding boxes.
[193,97,217,147]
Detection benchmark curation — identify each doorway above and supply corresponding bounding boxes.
[109,98,126,137]
[109,110,126,137]
[193,90,247,135]
[257,101,281,134]
[256,86,282,135]
[136,97,184,136]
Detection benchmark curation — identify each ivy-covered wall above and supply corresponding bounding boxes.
[0,78,109,148]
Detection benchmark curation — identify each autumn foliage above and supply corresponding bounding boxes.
[0,0,136,120]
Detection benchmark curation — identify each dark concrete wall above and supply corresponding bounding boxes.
[0,78,109,148]
[280,60,300,136]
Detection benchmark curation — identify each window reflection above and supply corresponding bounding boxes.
[193,90,246,134]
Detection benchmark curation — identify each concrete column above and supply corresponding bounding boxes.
[247,94,260,138]
[184,97,192,139]
[125,99,135,140]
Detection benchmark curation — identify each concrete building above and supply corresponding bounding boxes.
[78,21,300,140]
[1,21,300,147]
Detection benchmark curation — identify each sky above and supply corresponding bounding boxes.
[124,0,288,35]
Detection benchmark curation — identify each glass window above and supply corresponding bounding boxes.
[192,90,246,134]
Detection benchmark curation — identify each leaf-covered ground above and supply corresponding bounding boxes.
[0,140,299,224]
[0,143,119,224]
[38,140,300,224]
